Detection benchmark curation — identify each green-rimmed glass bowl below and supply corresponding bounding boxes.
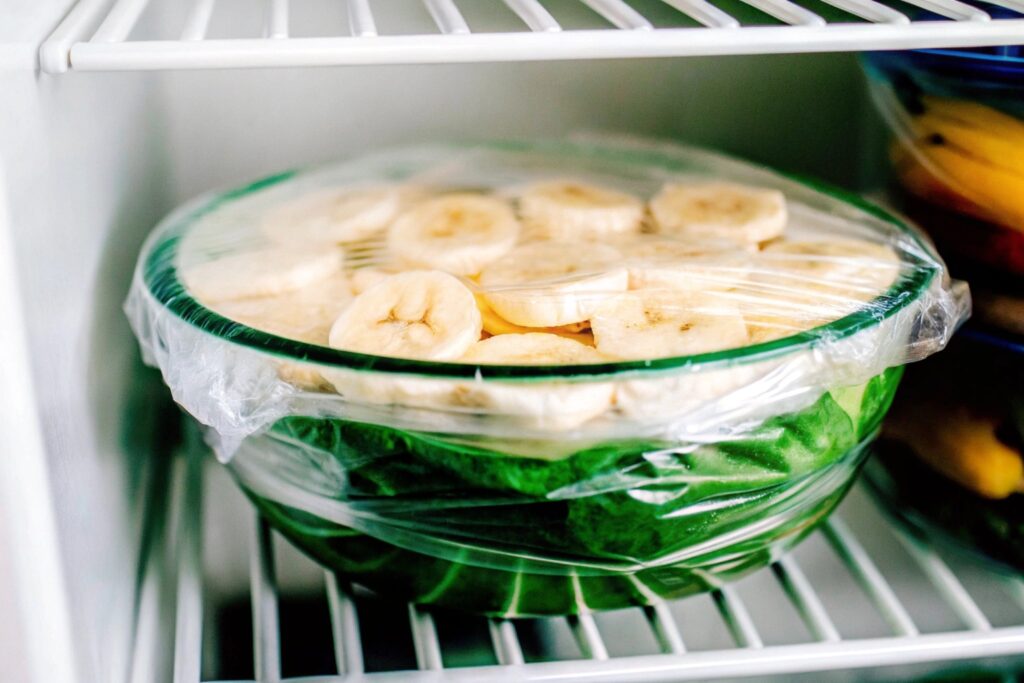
[128,140,963,615]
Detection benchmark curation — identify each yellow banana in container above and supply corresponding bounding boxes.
[907,134,1024,227]
[886,403,1024,499]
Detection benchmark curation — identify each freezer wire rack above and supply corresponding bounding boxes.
[40,0,1024,73]
[156,450,1024,683]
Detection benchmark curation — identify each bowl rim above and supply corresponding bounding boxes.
[140,140,938,381]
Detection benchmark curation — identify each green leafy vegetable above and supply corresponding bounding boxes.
[235,368,901,616]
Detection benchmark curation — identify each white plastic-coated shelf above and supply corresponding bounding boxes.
[158,448,1024,683]
[39,0,1024,73]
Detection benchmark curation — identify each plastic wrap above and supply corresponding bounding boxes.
[863,49,1024,281]
[127,140,967,614]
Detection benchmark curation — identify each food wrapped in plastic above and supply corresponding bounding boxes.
[862,48,1024,282]
[126,140,968,615]
[867,331,1024,573]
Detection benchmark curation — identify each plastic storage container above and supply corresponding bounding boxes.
[867,330,1024,573]
[862,48,1024,284]
[127,140,966,616]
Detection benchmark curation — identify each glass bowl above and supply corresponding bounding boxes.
[127,140,964,615]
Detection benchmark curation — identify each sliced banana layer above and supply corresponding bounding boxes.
[650,182,786,247]
[621,236,751,292]
[351,266,400,295]
[479,242,628,327]
[758,239,900,295]
[328,270,481,361]
[454,333,614,430]
[209,274,353,345]
[614,361,767,422]
[387,194,520,276]
[325,368,454,412]
[205,274,354,393]
[462,333,606,365]
[519,180,644,241]
[476,296,594,345]
[744,239,901,341]
[184,247,344,302]
[262,186,401,245]
[591,290,749,360]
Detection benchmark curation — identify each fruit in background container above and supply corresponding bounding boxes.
[863,48,1024,283]
[892,96,1024,230]
[886,401,1024,499]
[892,106,1024,277]
[867,333,1024,572]
[896,194,1024,280]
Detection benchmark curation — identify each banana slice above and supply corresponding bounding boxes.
[759,239,900,289]
[184,247,344,303]
[620,236,751,292]
[209,273,353,345]
[614,358,795,427]
[479,242,628,327]
[387,194,520,276]
[325,368,454,412]
[591,290,749,360]
[519,180,644,241]
[453,333,614,430]
[351,266,399,295]
[744,239,901,341]
[206,275,354,393]
[262,186,401,245]
[476,296,594,345]
[649,182,787,246]
[277,362,335,393]
[462,333,606,365]
[328,270,482,361]
[327,334,613,431]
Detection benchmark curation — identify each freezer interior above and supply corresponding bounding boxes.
[1,2,1023,682]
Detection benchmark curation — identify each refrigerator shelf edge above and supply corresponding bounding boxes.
[40,0,1024,73]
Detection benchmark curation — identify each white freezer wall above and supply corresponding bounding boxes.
[1,3,177,680]
[0,9,890,683]
[158,53,887,203]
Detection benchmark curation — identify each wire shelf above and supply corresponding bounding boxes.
[159,451,1024,683]
[40,0,1024,73]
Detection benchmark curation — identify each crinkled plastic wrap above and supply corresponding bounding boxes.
[127,140,967,615]
[863,49,1024,280]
